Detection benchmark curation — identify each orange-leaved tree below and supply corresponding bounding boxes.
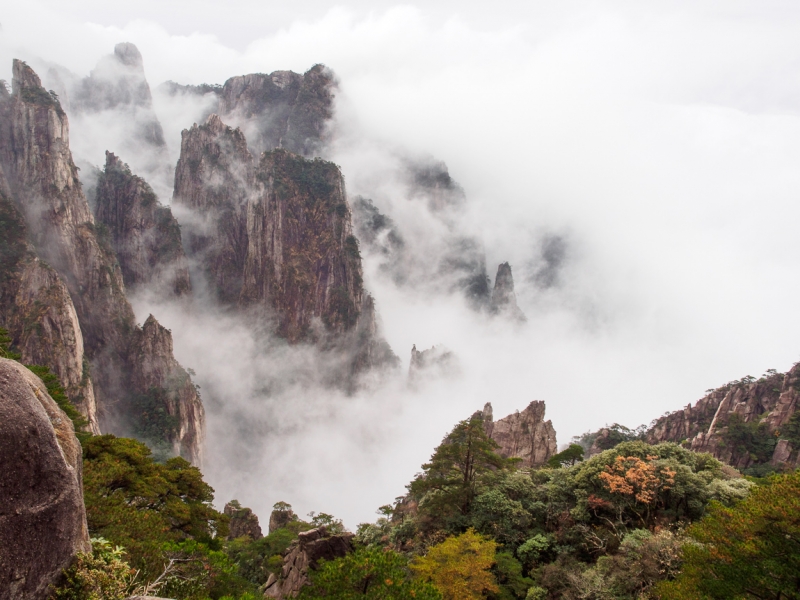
[410,529,499,600]
[594,455,676,529]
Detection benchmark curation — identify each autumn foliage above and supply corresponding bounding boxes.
[410,529,499,600]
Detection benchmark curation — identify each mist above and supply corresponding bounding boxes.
[3,1,800,527]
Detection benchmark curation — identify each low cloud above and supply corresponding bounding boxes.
[4,1,800,526]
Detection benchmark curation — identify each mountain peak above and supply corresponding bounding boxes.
[113,42,143,68]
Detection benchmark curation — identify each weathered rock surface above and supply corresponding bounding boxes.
[490,262,526,322]
[0,357,91,599]
[269,504,297,534]
[173,114,395,374]
[127,315,204,465]
[162,65,335,157]
[48,43,169,180]
[263,527,354,599]
[0,178,99,432]
[0,60,135,411]
[224,501,263,540]
[0,60,205,463]
[95,151,190,296]
[646,366,800,470]
[483,401,558,468]
[409,344,458,379]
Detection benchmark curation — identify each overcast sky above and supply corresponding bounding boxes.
[3,1,800,525]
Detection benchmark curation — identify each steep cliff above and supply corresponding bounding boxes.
[0,357,91,599]
[483,401,558,468]
[0,175,99,432]
[173,114,252,304]
[646,367,800,471]
[162,64,335,157]
[0,60,132,428]
[127,315,205,465]
[173,114,395,373]
[95,151,190,296]
[0,60,204,463]
[490,262,526,322]
[48,42,169,179]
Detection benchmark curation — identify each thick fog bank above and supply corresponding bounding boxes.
[5,2,800,525]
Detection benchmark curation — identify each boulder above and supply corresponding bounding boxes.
[0,357,90,599]
[224,501,263,540]
[263,527,354,598]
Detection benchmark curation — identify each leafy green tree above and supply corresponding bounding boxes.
[658,470,800,599]
[411,529,499,600]
[491,552,534,599]
[409,415,516,524]
[299,547,441,599]
[81,434,251,598]
[547,444,584,468]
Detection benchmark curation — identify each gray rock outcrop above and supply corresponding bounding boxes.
[0,357,91,599]
[48,42,169,181]
[173,114,396,375]
[0,59,205,463]
[0,178,99,432]
[128,315,205,465]
[161,64,335,157]
[224,501,263,540]
[263,527,354,599]
[483,401,558,467]
[490,262,526,322]
[95,151,191,296]
[645,366,800,470]
[268,503,297,534]
[409,344,458,379]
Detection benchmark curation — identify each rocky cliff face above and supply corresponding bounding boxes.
[95,151,191,296]
[163,64,335,157]
[0,60,133,427]
[646,367,800,471]
[48,43,169,179]
[263,527,354,599]
[483,401,558,467]
[0,357,91,599]
[224,501,263,540]
[173,114,395,372]
[0,179,99,432]
[490,262,526,322]
[0,60,205,463]
[127,315,205,465]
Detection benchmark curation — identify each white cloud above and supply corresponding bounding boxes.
[3,0,800,526]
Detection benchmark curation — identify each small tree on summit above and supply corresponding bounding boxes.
[547,444,585,468]
[409,415,516,521]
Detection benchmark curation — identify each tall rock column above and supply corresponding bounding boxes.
[0,60,205,462]
[483,401,557,467]
[174,114,397,373]
[243,148,363,341]
[0,60,134,418]
[128,315,205,465]
[95,151,191,296]
[490,263,526,321]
